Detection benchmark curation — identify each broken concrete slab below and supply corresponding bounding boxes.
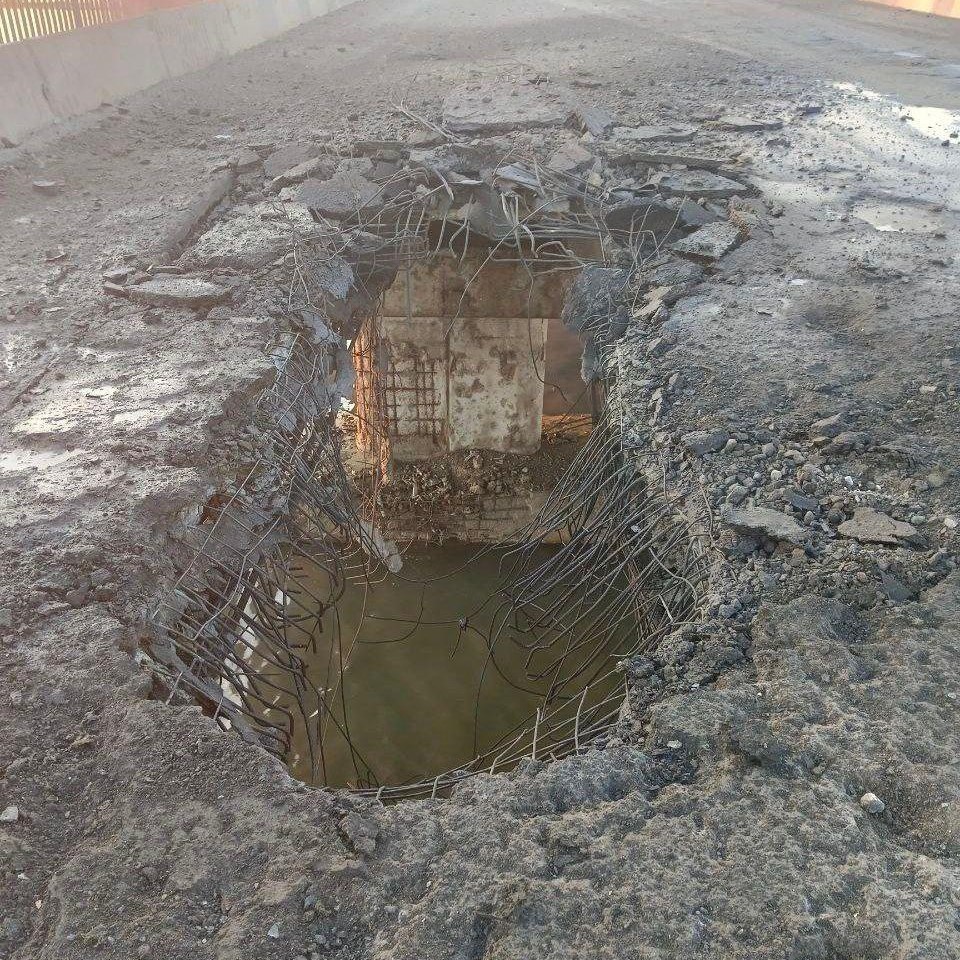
[245,139,276,156]
[268,156,336,193]
[561,264,632,369]
[102,281,127,298]
[149,170,235,264]
[671,221,742,262]
[180,201,314,271]
[723,505,807,545]
[713,116,784,132]
[263,142,322,179]
[410,139,515,178]
[102,266,134,284]
[298,170,382,220]
[655,170,748,199]
[611,124,696,144]
[443,81,574,135]
[494,163,545,192]
[838,508,920,546]
[126,277,229,308]
[645,258,704,288]
[354,139,407,156]
[605,198,679,236]
[612,150,729,171]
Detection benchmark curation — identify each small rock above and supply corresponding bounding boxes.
[233,147,261,171]
[102,266,133,284]
[266,923,280,940]
[880,572,914,603]
[443,81,573,134]
[859,792,885,815]
[809,412,852,439]
[338,812,379,857]
[824,430,871,454]
[0,805,19,823]
[726,484,749,506]
[784,490,819,513]
[65,586,88,608]
[32,180,61,195]
[573,102,616,137]
[681,429,728,456]
[407,129,445,148]
[838,508,919,546]
[723,505,807,545]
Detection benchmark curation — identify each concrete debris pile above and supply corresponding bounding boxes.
[96,80,760,359]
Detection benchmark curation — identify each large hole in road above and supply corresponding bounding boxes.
[251,250,647,794]
[150,172,709,800]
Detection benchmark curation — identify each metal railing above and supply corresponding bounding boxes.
[0,0,198,44]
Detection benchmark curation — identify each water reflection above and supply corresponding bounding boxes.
[273,543,631,790]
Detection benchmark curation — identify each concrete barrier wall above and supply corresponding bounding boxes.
[0,0,359,145]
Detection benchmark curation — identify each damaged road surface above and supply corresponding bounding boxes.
[1,1,960,959]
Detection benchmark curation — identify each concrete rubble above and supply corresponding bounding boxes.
[671,220,742,261]
[838,507,921,546]
[179,201,315,270]
[297,168,382,219]
[655,169,749,198]
[611,123,697,143]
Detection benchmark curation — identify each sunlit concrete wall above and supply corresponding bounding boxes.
[0,0,359,145]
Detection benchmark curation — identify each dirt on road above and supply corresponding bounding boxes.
[1,1,960,958]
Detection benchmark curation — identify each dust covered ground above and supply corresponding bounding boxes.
[2,0,960,957]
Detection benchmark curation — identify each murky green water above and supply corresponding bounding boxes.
[272,542,631,790]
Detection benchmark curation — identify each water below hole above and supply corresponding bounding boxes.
[277,542,631,790]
